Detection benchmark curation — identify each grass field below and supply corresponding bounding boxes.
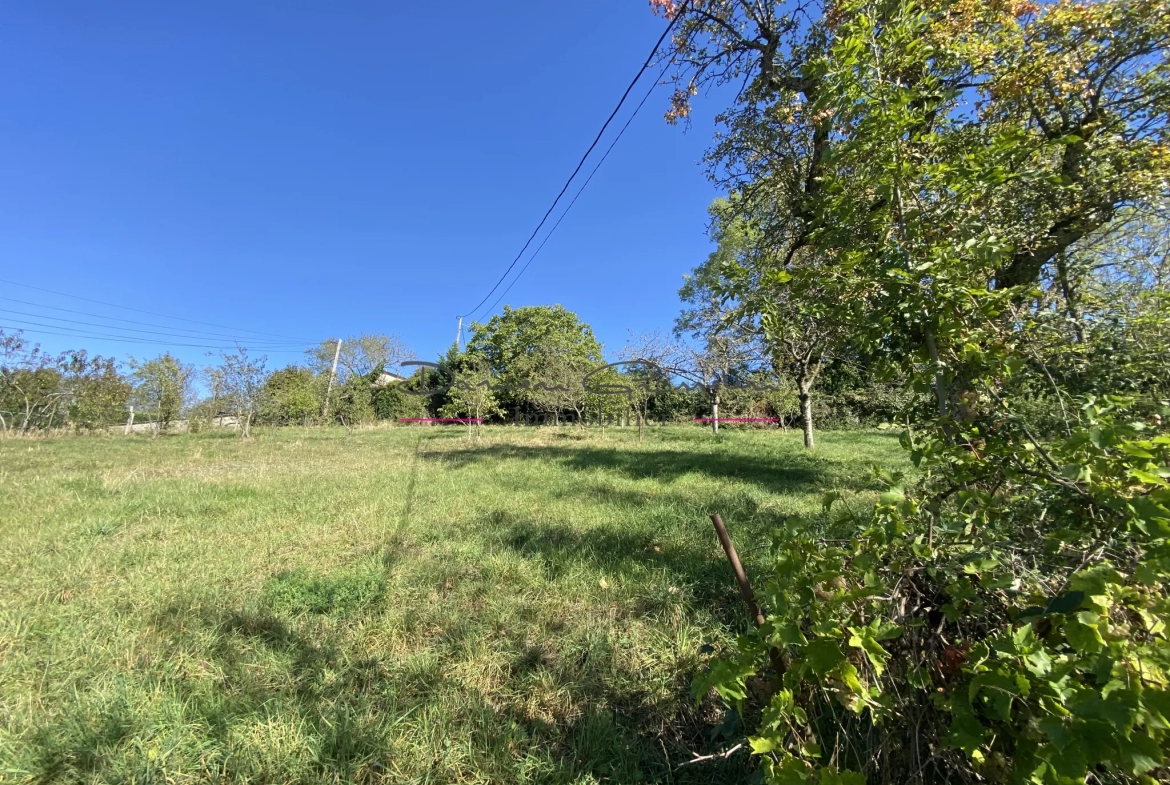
[0,425,906,784]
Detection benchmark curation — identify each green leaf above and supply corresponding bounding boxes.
[803,639,846,676]
[1117,730,1163,775]
[847,630,890,678]
[1070,689,1140,734]
[946,695,987,753]
[1064,617,1105,653]
[1045,591,1085,615]
[1132,469,1170,487]
[1038,717,1073,750]
[774,621,809,646]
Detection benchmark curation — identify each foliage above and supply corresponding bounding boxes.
[333,374,375,428]
[260,366,323,426]
[676,204,771,431]
[371,377,427,421]
[438,351,504,436]
[667,0,1170,781]
[689,198,844,446]
[467,305,605,419]
[0,330,67,434]
[308,334,413,385]
[130,354,192,433]
[219,345,268,438]
[61,351,132,432]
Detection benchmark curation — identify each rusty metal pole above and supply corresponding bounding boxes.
[709,513,786,679]
[710,513,766,628]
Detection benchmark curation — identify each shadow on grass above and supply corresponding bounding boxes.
[472,509,749,628]
[139,601,754,784]
[19,590,753,783]
[424,441,840,497]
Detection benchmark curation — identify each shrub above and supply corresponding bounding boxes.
[697,397,1170,784]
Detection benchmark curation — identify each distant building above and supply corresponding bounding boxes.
[372,371,406,388]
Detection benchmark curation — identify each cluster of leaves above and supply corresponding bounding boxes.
[663,0,1170,781]
[1,330,132,434]
[699,397,1170,783]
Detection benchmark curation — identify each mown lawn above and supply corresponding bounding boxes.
[0,425,906,784]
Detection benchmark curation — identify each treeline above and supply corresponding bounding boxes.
[1,302,910,437]
[0,331,418,436]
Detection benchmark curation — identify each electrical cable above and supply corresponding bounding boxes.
[457,10,682,318]
[0,323,313,352]
[0,296,310,343]
[0,278,312,342]
[0,308,309,346]
[474,61,669,323]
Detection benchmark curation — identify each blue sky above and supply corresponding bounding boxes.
[0,1,724,371]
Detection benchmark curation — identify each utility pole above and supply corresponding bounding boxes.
[322,339,342,420]
[455,316,463,351]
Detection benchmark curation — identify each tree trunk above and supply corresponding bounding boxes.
[795,370,815,449]
[799,387,814,449]
[1055,252,1085,343]
[711,391,720,435]
[923,325,948,421]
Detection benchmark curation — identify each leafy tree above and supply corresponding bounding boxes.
[62,351,131,432]
[260,366,322,426]
[371,378,427,421]
[130,354,192,433]
[467,305,604,421]
[438,351,502,437]
[333,375,375,429]
[662,0,1170,782]
[309,334,413,384]
[673,207,772,435]
[0,330,67,435]
[219,345,268,438]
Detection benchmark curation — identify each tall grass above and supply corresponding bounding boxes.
[0,425,905,783]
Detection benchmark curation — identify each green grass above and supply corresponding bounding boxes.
[0,425,907,784]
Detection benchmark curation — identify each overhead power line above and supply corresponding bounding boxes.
[474,61,670,324]
[0,278,312,342]
[0,296,307,343]
[458,10,683,319]
[0,323,313,352]
[0,308,309,347]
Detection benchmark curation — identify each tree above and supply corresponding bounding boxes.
[664,0,1170,781]
[439,352,502,438]
[466,305,604,422]
[0,330,68,435]
[260,366,322,426]
[219,345,268,438]
[675,204,775,435]
[61,351,131,432]
[308,334,413,384]
[525,347,595,426]
[130,354,192,433]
